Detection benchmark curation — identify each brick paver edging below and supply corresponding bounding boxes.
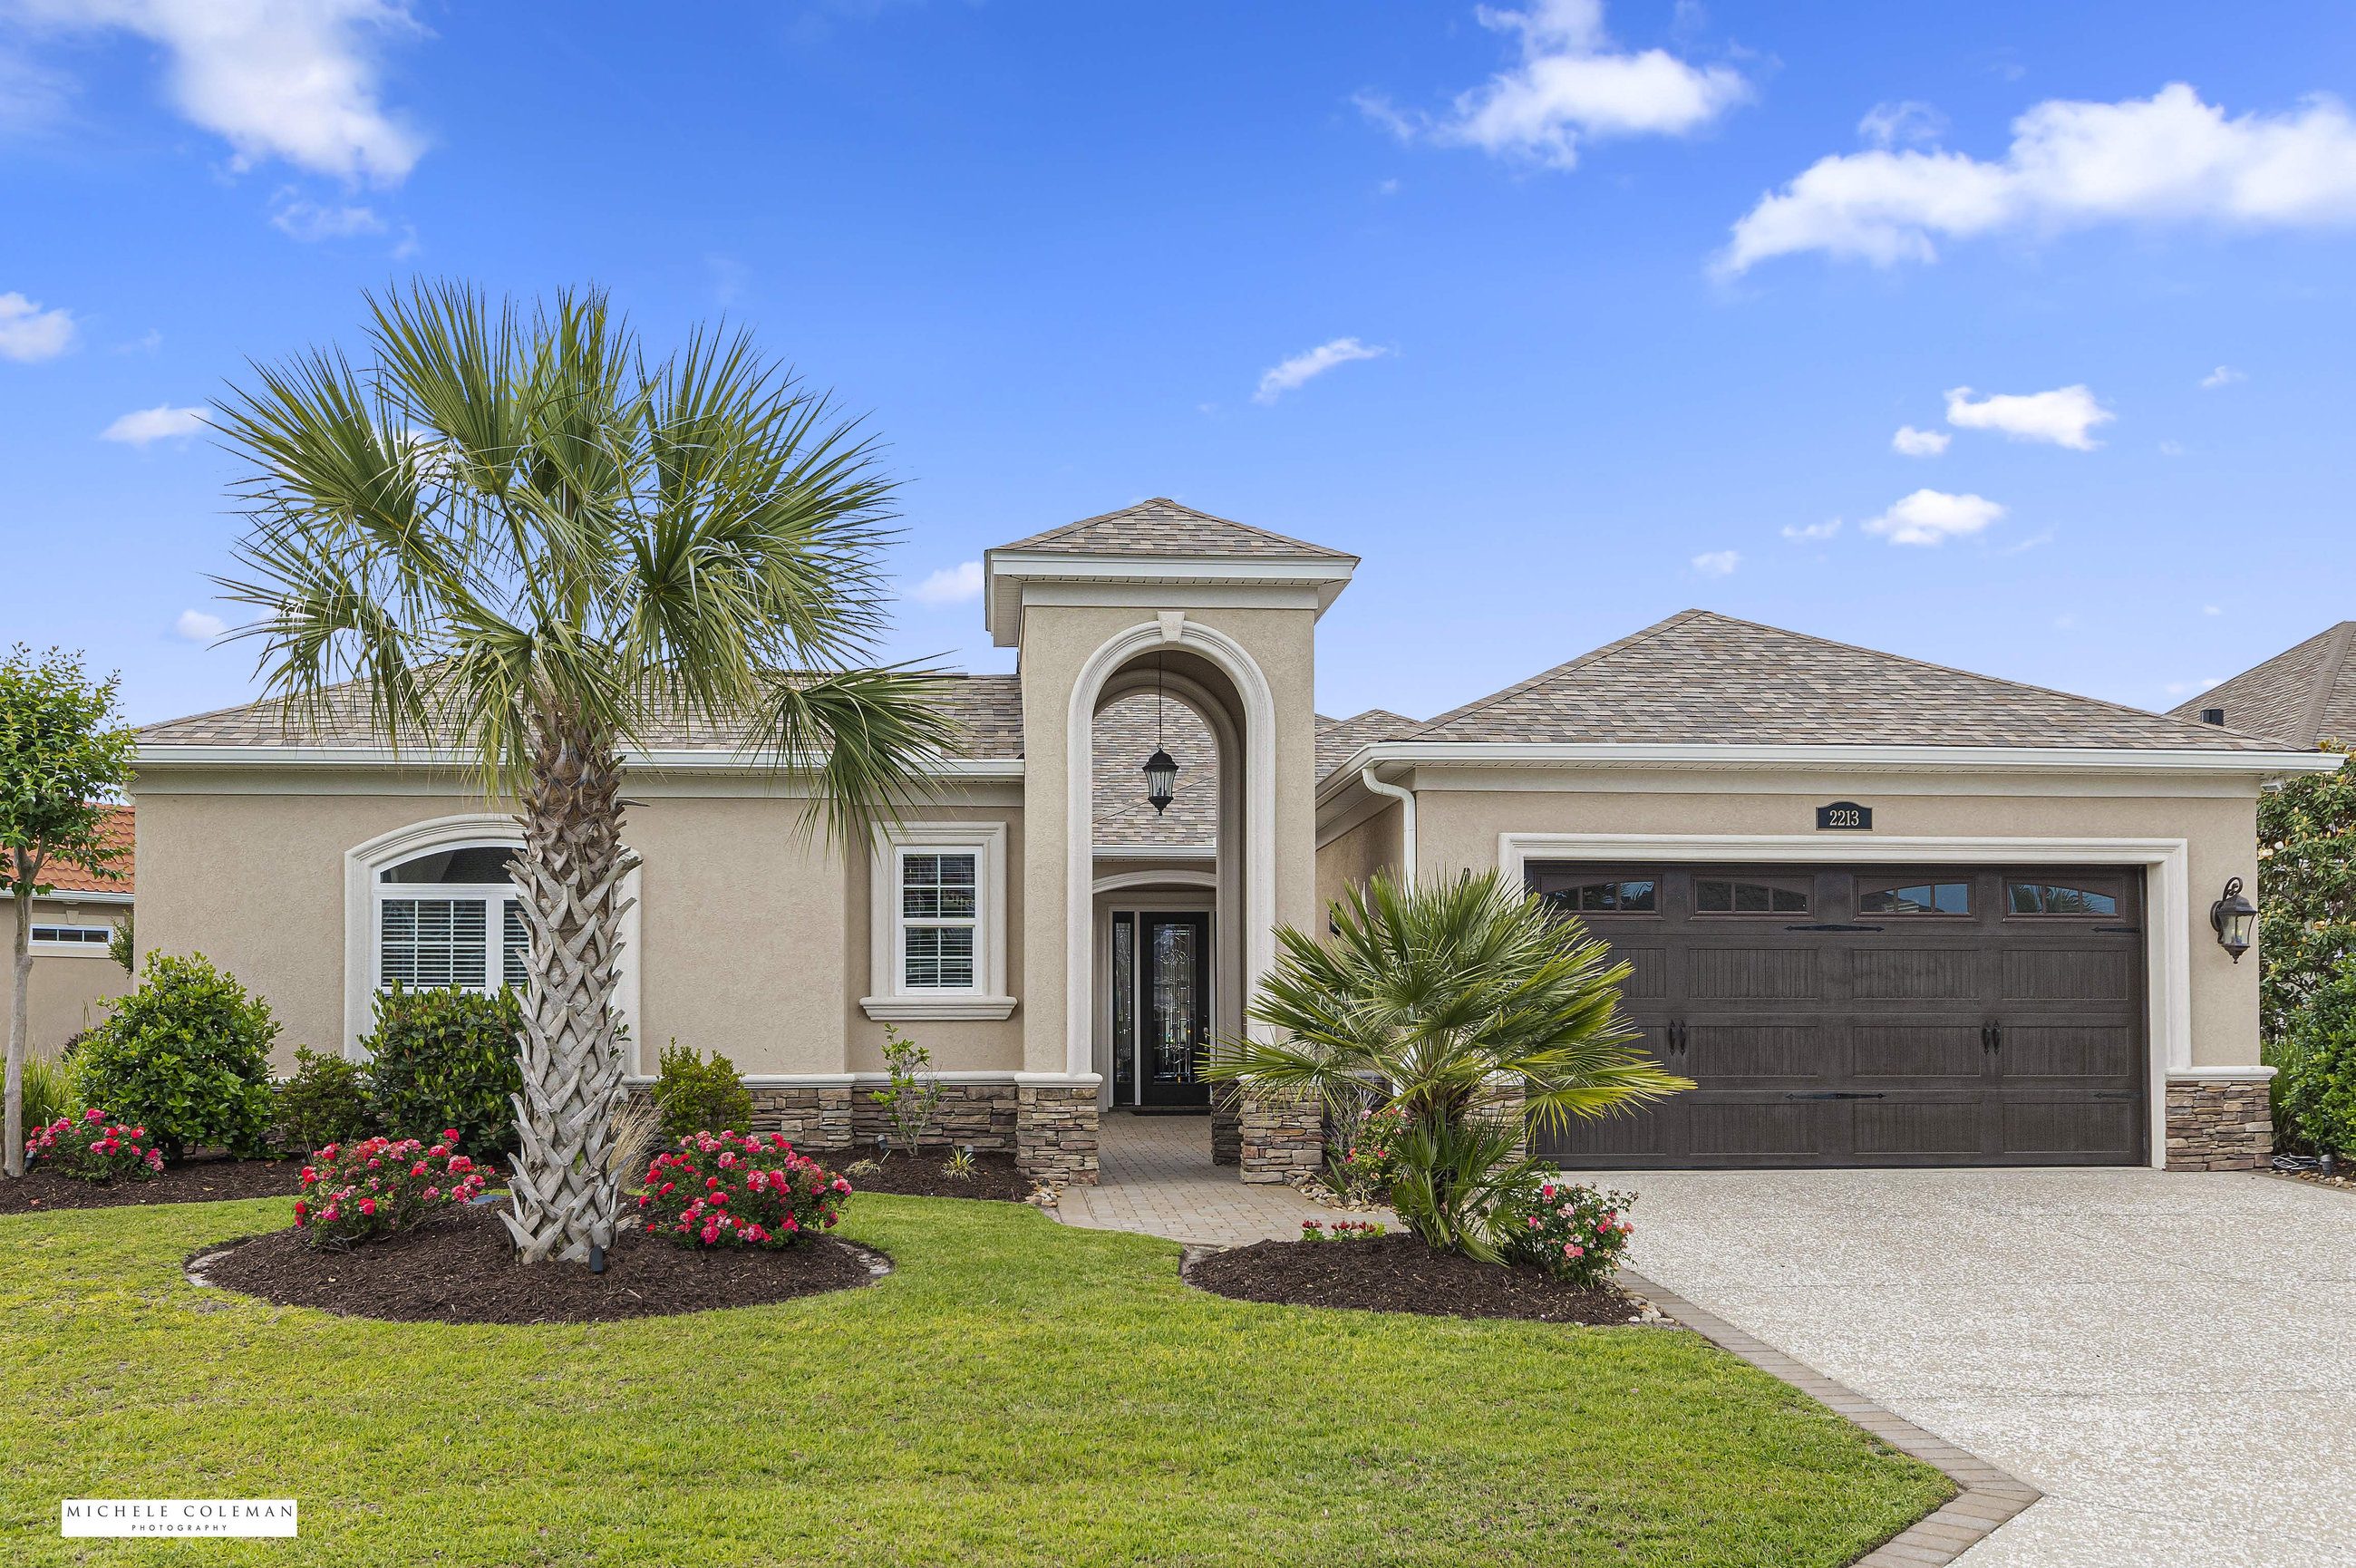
[1616,1268,2041,1567]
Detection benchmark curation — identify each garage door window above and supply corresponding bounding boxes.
[1858,880,1970,915]
[1542,877,1658,915]
[1694,877,1809,915]
[2006,881,2119,917]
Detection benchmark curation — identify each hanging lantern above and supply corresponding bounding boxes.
[1142,746,1178,814]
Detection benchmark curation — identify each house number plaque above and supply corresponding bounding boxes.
[1816,801,1872,831]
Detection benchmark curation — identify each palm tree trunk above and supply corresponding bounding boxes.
[499,710,640,1264]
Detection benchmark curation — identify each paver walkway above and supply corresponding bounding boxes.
[1577,1166,2356,1568]
[1052,1110,1387,1246]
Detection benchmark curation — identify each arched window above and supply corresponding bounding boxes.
[375,843,528,994]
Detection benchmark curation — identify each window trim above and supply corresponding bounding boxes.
[861,821,1015,1021]
[29,920,117,953]
[344,814,640,1061]
[373,852,519,996]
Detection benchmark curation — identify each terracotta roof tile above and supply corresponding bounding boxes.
[39,806,133,895]
[2167,623,2356,748]
[994,498,1355,560]
[1410,610,2286,751]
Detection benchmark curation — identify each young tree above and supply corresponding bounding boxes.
[211,280,958,1263]
[1,646,136,1177]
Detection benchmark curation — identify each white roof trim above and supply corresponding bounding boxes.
[134,744,1024,778]
[1317,740,2343,803]
[984,549,1356,643]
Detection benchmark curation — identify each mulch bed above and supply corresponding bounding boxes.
[842,1148,1030,1203]
[189,1204,879,1324]
[1187,1232,1651,1326]
[0,1155,305,1215]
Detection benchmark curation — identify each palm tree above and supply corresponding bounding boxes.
[211,281,958,1263]
[1204,868,1692,1253]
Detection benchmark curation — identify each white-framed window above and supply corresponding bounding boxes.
[861,821,1014,1021]
[30,922,114,951]
[373,843,528,998]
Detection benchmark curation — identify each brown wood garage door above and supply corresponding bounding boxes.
[1527,862,2148,1167]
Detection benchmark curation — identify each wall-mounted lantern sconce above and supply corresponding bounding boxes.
[2210,876,2257,963]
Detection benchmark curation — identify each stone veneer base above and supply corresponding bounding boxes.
[2165,1075,2273,1171]
[1238,1086,1321,1186]
[1017,1085,1100,1186]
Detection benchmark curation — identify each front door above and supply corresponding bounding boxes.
[1110,910,1212,1107]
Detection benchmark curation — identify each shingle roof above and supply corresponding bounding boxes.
[1409,610,2288,751]
[139,675,1028,760]
[994,498,1355,560]
[39,807,134,895]
[1093,694,1216,849]
[1316,709,1420,779]
[2167,623,2356,749]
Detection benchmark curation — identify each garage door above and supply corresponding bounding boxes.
[1527,863,2147,1167]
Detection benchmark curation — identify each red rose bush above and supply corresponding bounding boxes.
[1500,1176,1635,1289]
[295,1130,488,1250]
[639,1130,852,1249]
[24,1108,166,1183]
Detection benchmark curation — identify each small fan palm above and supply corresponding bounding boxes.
[1205,867,1692,1253]
[211,280,959,1263]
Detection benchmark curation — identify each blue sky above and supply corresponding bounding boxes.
[5,0,2355,728]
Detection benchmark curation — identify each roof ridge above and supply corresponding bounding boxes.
[2294,622,2356,746]
[996,497,1354,558]
[1409,609,1709,738]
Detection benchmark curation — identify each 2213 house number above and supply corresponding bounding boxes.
[1816,801,1872,831]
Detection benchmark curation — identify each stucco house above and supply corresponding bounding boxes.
[130,500,2339,1182]
[4,806,133,1057]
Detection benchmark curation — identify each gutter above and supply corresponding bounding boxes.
[1359,765,1416,888]
[132,745,1024,779]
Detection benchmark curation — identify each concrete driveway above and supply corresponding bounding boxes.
[1582,1168,2356,1567]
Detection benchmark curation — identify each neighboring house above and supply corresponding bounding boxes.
[2,805,133,1057]
[130,500,2337,1182]
[2167,621,2356,748]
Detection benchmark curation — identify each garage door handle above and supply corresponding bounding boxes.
[2093,925,2140,934]
[1982,1023,2002,1053]
[1786,1091,1887,1100]
[2093,1091,2135,1100]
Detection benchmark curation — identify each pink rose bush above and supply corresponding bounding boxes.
[1500,1177,1636,1289]
[24,1108,166,1183]
[1301,1218,1387,1242]
[639,1130,851,1250]
[295,1129,487,1250]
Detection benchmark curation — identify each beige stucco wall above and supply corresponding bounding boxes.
[131,770,1023,1077]
[1405,778,2264,1068]
[1314,801,1401,918]
[1016,603,1322,1073]
[2,900,131,1056]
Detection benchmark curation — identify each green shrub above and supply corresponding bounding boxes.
[20,1052,74,1133]
[654,1040,754,1140]
[275,1046,374,1156]
[72,953,278,1159]
[2283,964,2356,1157]
[363,985,524,1158]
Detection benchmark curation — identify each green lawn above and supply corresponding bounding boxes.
[0,1195,1947,1566]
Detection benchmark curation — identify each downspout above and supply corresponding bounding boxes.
[1359,765,1415,889]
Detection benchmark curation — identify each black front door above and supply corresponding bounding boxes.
[1111,910,1212,1107]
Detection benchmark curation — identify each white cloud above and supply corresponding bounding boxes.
[1891,424,1950,456]
[2200,364,2245,388]
[1690,548,1740,576]
[2202,604,2223,615]
[2163,676,2224,696]
[269,193,384,239]
[14,0,426,183]
[1781,518,1840,541]
[1371,0,1748,169]
[172,608,226,642]
[1254,337,1388,403]
[2158,439,2186,456]
[102,402,208,444]
[1861,489,2005,547]
[907,561,983,606]
[1944,383,2112,450]
[0,290,76,360]
[1721,83,2356,275]
[1858,100,1946,149]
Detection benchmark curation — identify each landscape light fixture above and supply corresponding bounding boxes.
[2210,876,2256,963]
[1142,655,1177,814]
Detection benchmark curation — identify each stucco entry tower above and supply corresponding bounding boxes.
[984,502,1356,1184]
